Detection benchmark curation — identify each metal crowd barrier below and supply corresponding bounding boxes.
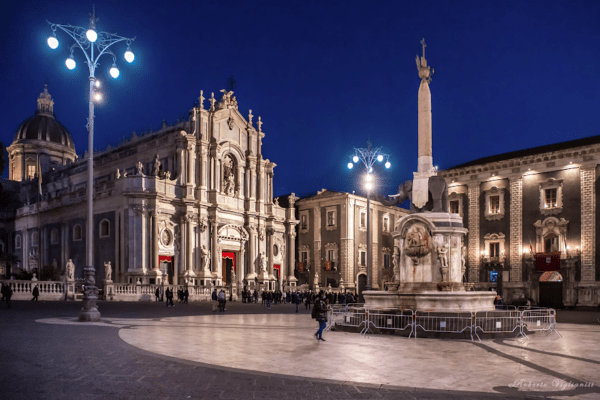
[331,307,560,341]
[521,308,561,339]
[414,311,474,340]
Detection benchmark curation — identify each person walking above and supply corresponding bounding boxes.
[266,291,272,309]
[212,288,218,311]
[183,288,189,304]
[218,289,227,311]
[293,291,300,313]
[155,288,160,302]
[2,283,12,308]
[31,284,40,301]
[313,291,328,341]
[253,290,258,303]
[166,288,174,307]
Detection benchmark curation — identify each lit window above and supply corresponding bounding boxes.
[545,188,557,208]
[489,242,500,258]
[544,233,559,252]
[383,216,389,232]
[325,207,337,230]
[450,200,459,214]
[27,164,36,180]
[490,196,500,214]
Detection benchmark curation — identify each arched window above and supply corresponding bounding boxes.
[99,219,110,238]
[31,231,39,247]
[50,229,59,245]
[15,234,21,249]
[73,225,82,241]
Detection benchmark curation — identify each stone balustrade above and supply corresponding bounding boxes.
[1,280,66,300]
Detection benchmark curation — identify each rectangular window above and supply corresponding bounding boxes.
[301,252,308,264]
[384,254,390,268]
[327,211,335,227]
[450,200,459,214]
[301,215,307,230]
[27,164,36,180]
[490,196,500,214]
[489,242,500,258]
[360,251,366,266]
[383,217,389,232]
[545,188,557,208]
[360,212,366,228]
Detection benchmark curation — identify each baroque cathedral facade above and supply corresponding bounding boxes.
[1,86,297,291]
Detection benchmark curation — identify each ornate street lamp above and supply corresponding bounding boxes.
[347,141,391,294]
[47,8,136,321]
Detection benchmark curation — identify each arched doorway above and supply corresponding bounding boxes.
[222,252,235,285]
[539,271,563,309]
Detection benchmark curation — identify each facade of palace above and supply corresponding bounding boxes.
[0,86,298,292]
[440,136,600,308]
[295,189,409,293]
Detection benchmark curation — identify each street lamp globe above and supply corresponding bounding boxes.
[109,65,120,78]
[86,28,98,42]
[94,92,102,102]
[124,49,135,63]
[65,57,76,70]
[353,155,359,163]
[385,161,391,169]
[347,162,354,169]
[47,35,59,49]
[377,154,383,162]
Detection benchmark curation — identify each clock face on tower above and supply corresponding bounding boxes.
[161,229,172,246]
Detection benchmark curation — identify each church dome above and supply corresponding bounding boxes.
[12,85,75,151]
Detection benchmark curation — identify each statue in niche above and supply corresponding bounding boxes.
[104,261,112,282]
[222,155,235,196]
[136,162,144,175]
[151,154,162,177]
[201,245,211,271]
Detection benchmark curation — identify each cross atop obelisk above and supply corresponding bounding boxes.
[413,38,435,209]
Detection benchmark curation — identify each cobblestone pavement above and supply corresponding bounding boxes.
[1,300,599,400]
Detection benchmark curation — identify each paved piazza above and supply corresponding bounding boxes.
[36,310,600,399]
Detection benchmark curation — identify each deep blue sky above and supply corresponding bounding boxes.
[1,1,599,199]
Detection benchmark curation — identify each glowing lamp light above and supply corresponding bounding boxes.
[65,57,76,70]
[94,92,102,102]
[385,161,391,169]
[353,155,359,163]
[124,49,135,63]
[95,80,101,88]
[47,35,59,49]
[365,182,372,190]
[377,154,383,162]
[86,28,98,42]
[347,162,353,169]
[110,65,120,78]
[365,174,373,182]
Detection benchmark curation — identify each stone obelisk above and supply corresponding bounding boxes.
[412,38,435,209]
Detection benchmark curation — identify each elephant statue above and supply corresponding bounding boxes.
[380,176,448,213]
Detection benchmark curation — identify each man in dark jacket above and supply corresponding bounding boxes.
[31,285,39,301]
[313,291,328,341]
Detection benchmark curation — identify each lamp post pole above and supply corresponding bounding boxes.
[47,9,136,321]
[347,141,391,295]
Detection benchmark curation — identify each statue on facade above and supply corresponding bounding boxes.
[116,168,121,179]
[151,154,162,177]
[66,259,75,281]
[260,252,267,273]
[437,242,449,281]
[201,245,211,271]
[222,156,235,196]
[104,261,112,282]
[461,245,467,281]
[136,162,144,175]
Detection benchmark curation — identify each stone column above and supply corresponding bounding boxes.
[267,228,274,278]
[186,215,195,279]
[581,167,596,282]
[151,211,159,271]
[61,220,68,274]
[210,219,219,283]
[179,216,186,280]
[509,177,523,282]
[467,183,480,282]
[287,230,297,285]
[246,225,257,282]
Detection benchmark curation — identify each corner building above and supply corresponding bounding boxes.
[295,189,409,294]
[2,87,297,292]
[440,136,600,308]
